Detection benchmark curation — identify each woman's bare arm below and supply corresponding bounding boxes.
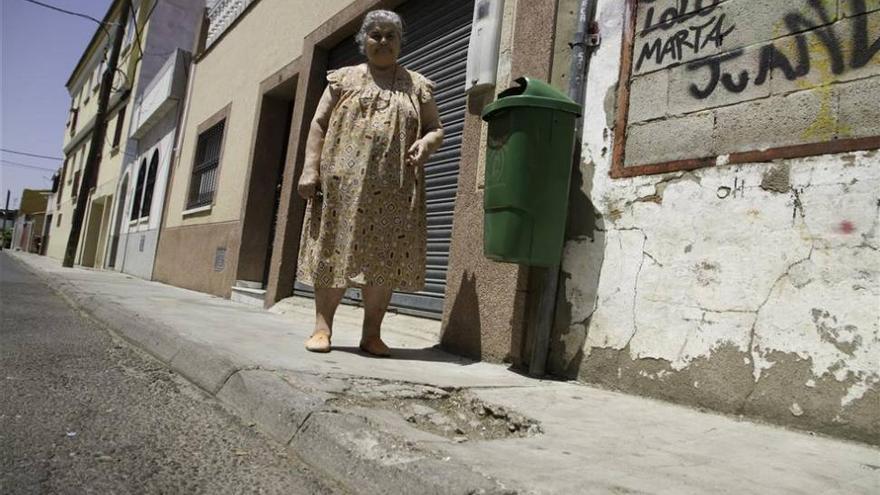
[298,86,339,199]
[406,96,444,167]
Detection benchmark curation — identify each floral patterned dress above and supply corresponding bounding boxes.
[296,64,436,291]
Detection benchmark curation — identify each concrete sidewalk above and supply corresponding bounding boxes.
[6,251,878,494]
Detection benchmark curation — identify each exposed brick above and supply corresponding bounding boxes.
[833,8,880,81]
[837,75,880,138]
[714,87,840,155]
[635,0,732,34]
[628,70,670,123]
[771,10,880,95]
[624,111,715,167]
[668,44,770,115]
[633,0,840,75]
[840,0,880,18]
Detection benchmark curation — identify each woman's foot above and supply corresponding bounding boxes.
[359,337,391,357]
[305,331,331,353]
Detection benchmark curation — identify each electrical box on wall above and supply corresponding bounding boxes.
[465,0,505,93]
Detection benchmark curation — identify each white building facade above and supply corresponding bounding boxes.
[114,50,191,279]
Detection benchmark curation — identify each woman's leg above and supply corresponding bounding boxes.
[305,287,345,352]
[360,286,393,356]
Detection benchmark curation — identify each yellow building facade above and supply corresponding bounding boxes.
[46,0,177,268]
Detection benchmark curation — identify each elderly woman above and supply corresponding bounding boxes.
[296,10,444,356]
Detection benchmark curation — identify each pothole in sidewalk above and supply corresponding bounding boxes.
[328,377,543,443]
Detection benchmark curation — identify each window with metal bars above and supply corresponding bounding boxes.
[187,120,225,209]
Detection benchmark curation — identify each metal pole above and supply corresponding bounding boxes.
[1,190,9,249]
[63,2,130,267]
[529,0,597,377]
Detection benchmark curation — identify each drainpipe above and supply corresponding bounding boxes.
[529,0,599,377]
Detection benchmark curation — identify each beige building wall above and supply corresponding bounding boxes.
[45,140,91,261]
[157,0,351,296]
[164,0,351,229]
[44,0,144,265]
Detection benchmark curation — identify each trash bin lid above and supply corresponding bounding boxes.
[482,77,582,120]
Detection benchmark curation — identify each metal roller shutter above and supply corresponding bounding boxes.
[295,0,473,319]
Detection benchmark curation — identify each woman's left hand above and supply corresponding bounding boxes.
[406,139,429,167]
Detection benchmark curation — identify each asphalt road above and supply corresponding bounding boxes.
[0,253,339,494]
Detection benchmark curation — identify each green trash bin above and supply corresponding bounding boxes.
[481,77,581,267]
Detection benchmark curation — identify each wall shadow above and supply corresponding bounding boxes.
[438,271,482,360]
[332,345,478,365]
[546,143,606,379]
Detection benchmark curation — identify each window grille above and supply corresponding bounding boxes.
[187,120,225,209]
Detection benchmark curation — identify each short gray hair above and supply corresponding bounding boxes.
[355,10,405,55]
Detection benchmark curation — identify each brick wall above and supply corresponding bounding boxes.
[621,0,880,170]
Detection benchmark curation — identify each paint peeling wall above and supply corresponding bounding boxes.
[554,0,880,444]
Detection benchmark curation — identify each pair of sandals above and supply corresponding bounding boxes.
[305,332,391,357]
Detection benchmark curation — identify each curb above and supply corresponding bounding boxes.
[9,254,513,494]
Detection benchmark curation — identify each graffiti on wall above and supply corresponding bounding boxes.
[633,0,879,98]
[686,0,880,98]
[615,0,880,175]
[635,0,732,72]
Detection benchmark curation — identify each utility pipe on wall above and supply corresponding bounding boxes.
[529,0,598,377]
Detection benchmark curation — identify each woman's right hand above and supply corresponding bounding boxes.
[297,169,320,200]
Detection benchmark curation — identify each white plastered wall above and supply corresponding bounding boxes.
[561,0,879,440]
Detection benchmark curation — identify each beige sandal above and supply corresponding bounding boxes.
[305,332,331,353]
[359,338,391,357]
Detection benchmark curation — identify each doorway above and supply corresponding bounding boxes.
[293,0,474,319]
[236,80,297,288]
[81,197,105,267]
[108,175,129,268]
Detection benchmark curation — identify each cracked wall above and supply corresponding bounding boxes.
[552,0,880,444]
